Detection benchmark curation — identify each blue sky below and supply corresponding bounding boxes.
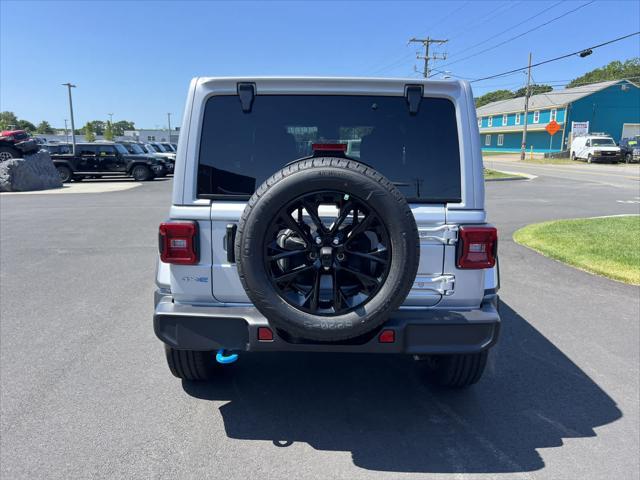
[1,0,639,128]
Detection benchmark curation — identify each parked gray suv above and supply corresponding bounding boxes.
[154,77,500,388]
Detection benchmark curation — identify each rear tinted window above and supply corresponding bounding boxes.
[198,95,461,202]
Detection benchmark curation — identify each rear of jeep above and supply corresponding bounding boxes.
[154,77,499,388]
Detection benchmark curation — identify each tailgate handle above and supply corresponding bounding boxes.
[237,83,256,113]
[226,224,237,263]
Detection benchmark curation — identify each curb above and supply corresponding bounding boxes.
[485,170,537,182]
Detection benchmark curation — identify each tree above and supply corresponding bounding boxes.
[567,58,640,88]
[475,89,514,108]
[104,121,114,141]
[85,120,105,136]
[17,120,36,132]
[112,120,135,136]
[83,122,96,142]
[0,111,19,130]
[513,84,553,98]
[36,121,54,134]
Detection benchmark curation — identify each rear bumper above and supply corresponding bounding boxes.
[153,293,500,354]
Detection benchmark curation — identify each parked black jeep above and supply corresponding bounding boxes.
[51,142,168,182]
[119,141,174,174]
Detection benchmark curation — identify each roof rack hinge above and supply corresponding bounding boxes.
[405,84,423,115]
[237,83,256,113]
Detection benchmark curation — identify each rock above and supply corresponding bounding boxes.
[0,149,63,192]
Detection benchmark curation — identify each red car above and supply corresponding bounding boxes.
[0,129,39,161]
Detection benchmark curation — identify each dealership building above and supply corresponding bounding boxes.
[476,79,640,153]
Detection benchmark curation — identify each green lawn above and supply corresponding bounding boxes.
[514,216,640,285]
[482,151,516,156]
[483,168,525,180]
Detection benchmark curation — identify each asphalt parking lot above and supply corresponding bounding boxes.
[1,163,639,479]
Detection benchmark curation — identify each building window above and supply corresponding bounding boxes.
[533,111,540,124]
[488,116,493,127]
[147,135,156,141]
[497,134,504,146]
[502,114,508,126]
[515,113,521,125]
[485,134,491,146]
[550,108,557,121]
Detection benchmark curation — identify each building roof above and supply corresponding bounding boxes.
[476,79,630,116]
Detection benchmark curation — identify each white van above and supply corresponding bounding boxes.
[570,135,621,163]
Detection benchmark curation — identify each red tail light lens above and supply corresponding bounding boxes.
[312,143,347,152]
[378,329,395,343]
[456,226,497,269]
[159,221,199,264]
[257,327,274,342]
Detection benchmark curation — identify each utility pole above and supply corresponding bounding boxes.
[62,83,77,155]
[108,113,113,124]
[408,37,448,78]
[520,52,533,161]
[167,113,172,143]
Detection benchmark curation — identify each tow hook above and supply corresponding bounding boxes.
[215,349,239,364]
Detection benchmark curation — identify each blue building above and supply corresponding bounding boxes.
[476,79,640,153]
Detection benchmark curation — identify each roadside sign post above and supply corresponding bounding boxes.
[546,120,560,152]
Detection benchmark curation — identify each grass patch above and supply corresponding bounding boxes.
[483,168,525,180]
[514,216,640,285]
[482,151,516,156]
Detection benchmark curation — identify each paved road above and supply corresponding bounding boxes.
[484,156,640,191]
[1,169,639,479]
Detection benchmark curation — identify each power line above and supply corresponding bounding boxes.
[446,1,520,43]
[443,0,563,64]
[364,2,466,75]
[431,0,595,75]
[470,32,640,82]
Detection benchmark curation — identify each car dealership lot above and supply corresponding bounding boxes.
[1,166,638,479]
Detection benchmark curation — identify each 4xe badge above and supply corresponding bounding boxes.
[182,276,208,283]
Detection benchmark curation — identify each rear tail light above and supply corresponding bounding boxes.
[456,226,497,269]
[159,221,199,264]
[257,327,274,342]
[378,329,395,343]
[312,143,347,153]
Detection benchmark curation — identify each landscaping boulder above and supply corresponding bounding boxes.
[0,149,62,192]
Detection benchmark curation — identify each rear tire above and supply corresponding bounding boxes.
[420,351,488,388]
[56,165,73,183]
[164,346,218,381]
[0,146,21,161]
[131,165,153,181]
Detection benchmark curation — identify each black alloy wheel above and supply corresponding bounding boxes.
[264,190,391,316]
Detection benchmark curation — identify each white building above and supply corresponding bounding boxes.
[123,128,180,143]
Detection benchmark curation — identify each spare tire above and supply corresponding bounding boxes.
[235,157,419,341]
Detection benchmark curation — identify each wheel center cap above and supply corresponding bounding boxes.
[319,246,333,269]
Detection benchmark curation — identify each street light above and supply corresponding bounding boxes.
[167,113,172,143]
[62,83,76,155]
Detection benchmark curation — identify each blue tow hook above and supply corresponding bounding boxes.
[215,349,238,364]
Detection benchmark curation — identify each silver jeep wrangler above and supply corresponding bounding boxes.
[154,77,499,388]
